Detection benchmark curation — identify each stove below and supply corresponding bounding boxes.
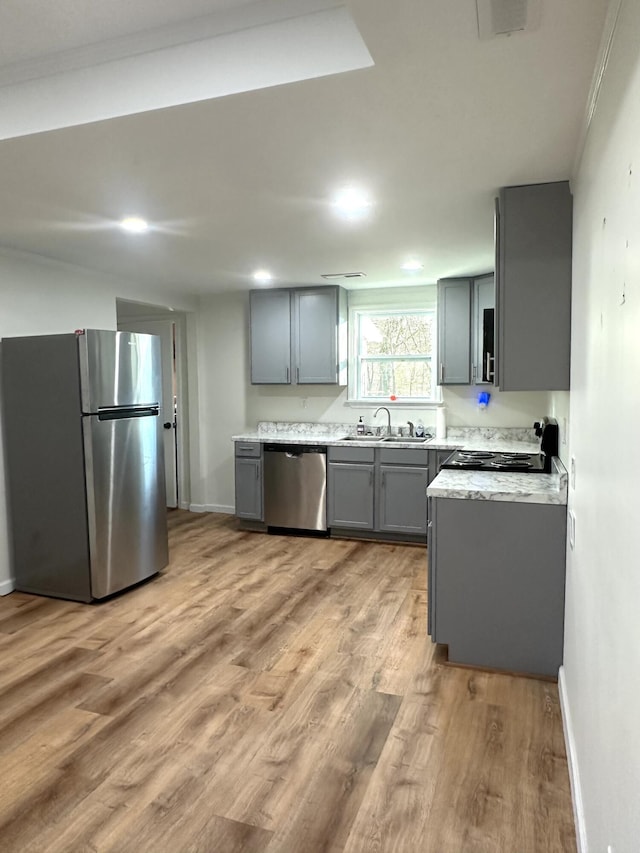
[441,449,548,473]
[440,419,560,474]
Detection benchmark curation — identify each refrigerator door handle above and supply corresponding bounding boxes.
[97,406,159,420]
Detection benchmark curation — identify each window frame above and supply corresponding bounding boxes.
[348,303,440,406]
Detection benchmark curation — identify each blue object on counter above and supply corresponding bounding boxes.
[478,391,491,408]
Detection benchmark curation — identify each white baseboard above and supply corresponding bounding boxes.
[188,503,235,514]
[558,665,587,853]
[0,578,16,596]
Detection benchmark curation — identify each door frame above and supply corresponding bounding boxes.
[116,308,190,510]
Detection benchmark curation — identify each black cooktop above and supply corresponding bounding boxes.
[441,449,549,473]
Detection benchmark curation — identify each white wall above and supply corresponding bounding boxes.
[0,248,195,593]
[562,1,640,850]
[192,291,249,512]
[246,383,549,432]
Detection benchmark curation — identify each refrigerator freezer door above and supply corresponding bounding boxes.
[79,330,162,412]
[84,411,168,599]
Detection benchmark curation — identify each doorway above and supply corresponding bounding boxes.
[116,303,189,510]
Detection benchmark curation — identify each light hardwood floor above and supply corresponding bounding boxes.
[0,511,576,853]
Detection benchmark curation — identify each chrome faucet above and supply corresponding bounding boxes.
[407,420,415,437]
[374,406,392,435]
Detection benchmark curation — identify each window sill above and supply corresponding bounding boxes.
[344,399,443,409]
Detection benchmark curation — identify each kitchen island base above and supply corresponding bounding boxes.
[429,497,566,678]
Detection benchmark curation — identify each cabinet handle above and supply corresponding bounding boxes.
[296,366,300,384]
[369,470,374,487]
[256,465,260,481]
[381,472,386,488]
[439,362,444,384]
[485,353,495,381]
[285,366,290,383]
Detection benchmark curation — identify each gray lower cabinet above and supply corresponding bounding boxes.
[327,446,374,529]
[429,496,567,677]
[327,445,429,537]
[327,461,374,529]
[234,442,263,520]
[496,181,572,391]
[377,465,430,534]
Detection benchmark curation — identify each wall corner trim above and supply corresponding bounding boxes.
[0,578,15,596]
[572,0,624,178]
[558,665,588,853]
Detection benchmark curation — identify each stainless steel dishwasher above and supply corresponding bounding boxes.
[263,444,327,531]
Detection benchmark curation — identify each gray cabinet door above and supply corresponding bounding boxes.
[235,457,263,520]
[294,288,338,384]
[437,278,472,384]
[472,274,495,384]
[327,462,374,529]
[496,181,572,391]
[432,497,566,676]
[377,465,430,534]
[250,289,291,384]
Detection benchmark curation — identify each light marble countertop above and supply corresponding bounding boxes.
[233,432,540,453]
[232,422,540,454]
[232,421,566,505]
[427,457,568,506]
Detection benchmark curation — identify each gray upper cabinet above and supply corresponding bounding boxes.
[437,275,495,386]
[496,181,572,391]
[250,286,347,385]
[472,274,495,384]
[436,278,471,384]
[295,288,343,384]
[250,289,291,384]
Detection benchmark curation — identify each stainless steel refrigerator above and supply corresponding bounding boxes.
[1,329,169,602]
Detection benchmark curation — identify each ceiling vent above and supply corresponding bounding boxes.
[321,272,367,280]
[476,0,541,40]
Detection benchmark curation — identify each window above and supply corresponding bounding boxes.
[352,308,437,401]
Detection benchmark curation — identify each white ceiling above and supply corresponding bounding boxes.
[0,0,609,298]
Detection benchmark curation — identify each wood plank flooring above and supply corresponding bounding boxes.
[0,511,576,853]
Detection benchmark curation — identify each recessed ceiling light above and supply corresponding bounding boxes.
[120,216,149,233]
[401,259,424,272]
[253,269,273,284]
[332,185,373,220]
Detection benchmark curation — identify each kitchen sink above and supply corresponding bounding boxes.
[341,435,384,442]
[381,436,430,443]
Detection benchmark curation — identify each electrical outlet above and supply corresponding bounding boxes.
[568,510,576,550]
[570,456,576,489]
